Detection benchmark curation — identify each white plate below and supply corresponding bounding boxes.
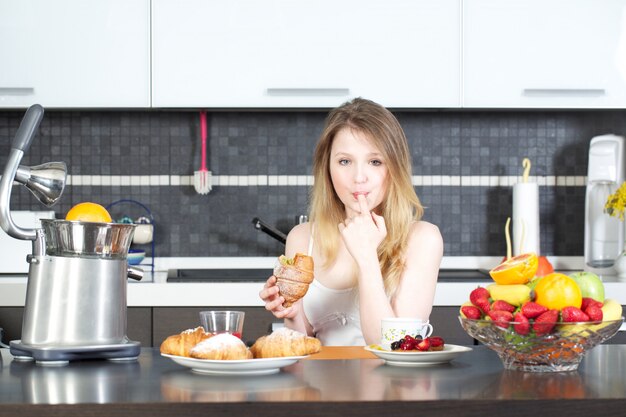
[364,344,472,367]
[161,353,307,376]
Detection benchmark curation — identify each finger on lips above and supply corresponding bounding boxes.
[357,194,369,213]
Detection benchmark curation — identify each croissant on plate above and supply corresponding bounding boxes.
[274,253,314,307]
[160,326,212,357]
[251,327,321,358]
[190,333,253,360]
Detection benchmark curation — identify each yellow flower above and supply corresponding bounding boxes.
[605,182,626,221]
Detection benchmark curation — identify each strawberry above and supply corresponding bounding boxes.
[470,287,490,305]
[461,305,483,320]
[585,304,603,322]
[581,297,603,311]
[513,312,530,335]
[416,338,431,351]
[521,301,548,319]
[561,306,590,323]
[474,298,491,315]
[533,309,559,335]
[400,334,418,350]
[491,300,516,313]
[429,336,445,348]
[488,310,513,328]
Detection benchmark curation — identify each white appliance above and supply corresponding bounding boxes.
[584,134,625,276]
[0,210,55,274]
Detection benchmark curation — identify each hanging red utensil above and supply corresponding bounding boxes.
[194,111,211,195]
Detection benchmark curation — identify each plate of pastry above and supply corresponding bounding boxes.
[364,344,472,367]
[160,326,322,376]
[161,353,308,376]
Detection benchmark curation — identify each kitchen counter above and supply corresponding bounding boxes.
[1,345,626,416]
[2,256,626,307]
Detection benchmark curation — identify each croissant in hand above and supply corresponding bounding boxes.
[251,327,321,358]
[274,253,314,307]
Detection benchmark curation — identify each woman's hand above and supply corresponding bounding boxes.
[338,194,387,262]
[259,275,299,319]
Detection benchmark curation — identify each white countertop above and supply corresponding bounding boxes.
[2,256,626,307]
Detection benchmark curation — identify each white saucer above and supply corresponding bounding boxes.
[364,344,472,367]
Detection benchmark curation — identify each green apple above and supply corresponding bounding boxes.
[569,272,605,303]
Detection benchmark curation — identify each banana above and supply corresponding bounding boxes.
[487,284,531,306]
[556,322,592,338]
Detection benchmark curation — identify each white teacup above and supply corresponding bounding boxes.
[380,317,433,350]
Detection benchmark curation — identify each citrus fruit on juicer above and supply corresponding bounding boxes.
[65,202,112,223]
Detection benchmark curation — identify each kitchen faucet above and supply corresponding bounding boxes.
[252,217,287,245]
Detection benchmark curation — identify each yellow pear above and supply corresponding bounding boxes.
[601,299,623,322]
[581,299,623,333]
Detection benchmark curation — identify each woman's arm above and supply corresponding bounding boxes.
[392,221,443,319]
[356,221,442,344]
[340,196,443,344]
[258,222,314,336]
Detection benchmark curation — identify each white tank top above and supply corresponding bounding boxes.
[302,228,365,346]
[303,280,365,346]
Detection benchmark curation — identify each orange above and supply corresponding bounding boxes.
[65,202,112,223]
[535,256,554,277]
[489,253,538,285]
[533,273,582,311]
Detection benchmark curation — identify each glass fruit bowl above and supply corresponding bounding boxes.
[459,316,623,372]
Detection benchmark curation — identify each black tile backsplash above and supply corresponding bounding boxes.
[1,109,625,257]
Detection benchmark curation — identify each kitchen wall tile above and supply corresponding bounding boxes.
[0,109,624,257]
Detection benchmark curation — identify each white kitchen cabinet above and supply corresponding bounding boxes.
[463,0,626,109]
[152,0,460,109]
[0,0,150,108]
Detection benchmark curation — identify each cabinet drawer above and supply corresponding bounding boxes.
[152,0,460,108]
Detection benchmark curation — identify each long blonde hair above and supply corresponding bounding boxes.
[309,98,423,299]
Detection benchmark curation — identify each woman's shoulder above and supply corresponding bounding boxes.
[285,222,313,256]
[288,221,312,239]
[407,221,443,249]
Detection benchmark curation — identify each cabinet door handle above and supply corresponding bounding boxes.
[267,88,350,96]
[522,88,605,96]
[0,87,35,95]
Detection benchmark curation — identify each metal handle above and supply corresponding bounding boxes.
[12,104,44,153]
[0,104,45,242]
[266,88,350,96]
[522,88,606,97]
[127,266,144,281]
[0,87,34,96]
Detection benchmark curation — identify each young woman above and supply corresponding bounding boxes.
[259,98,443,346]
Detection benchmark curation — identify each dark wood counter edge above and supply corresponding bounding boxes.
[0,399,622,417]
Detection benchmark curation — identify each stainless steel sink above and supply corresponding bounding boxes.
[167,268,271,283]
[437,269,491,281]
[166,268,491,283]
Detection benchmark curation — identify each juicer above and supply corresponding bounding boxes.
[0,104,143,364]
